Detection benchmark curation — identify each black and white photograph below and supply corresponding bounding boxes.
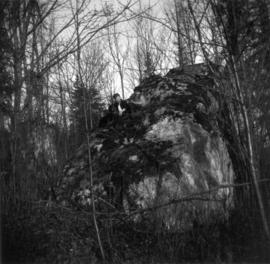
[1,0,270,263]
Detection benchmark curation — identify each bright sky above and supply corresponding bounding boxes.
[50,0,204,101]
[44,0,207,122]
[50,0,172,96]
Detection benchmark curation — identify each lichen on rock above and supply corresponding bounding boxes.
[58,64,234,231]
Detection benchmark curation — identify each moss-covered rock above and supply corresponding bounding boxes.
[58,64,234,231]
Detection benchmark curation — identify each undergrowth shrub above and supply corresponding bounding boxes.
[2,200,270,263]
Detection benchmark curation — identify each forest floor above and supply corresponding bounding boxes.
[2,199,270,264]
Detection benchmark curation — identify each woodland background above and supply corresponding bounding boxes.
[1,0,270,263]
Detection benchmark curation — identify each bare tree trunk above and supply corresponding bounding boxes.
[189,0,270,239]
[119,71,125,99]
[107,23,126,99]
[230,56,270,239]
[59,80,68,160]
[45,71,50,124]
[74,0,105,259]
[12,30,23,201]
[174,0,183,68]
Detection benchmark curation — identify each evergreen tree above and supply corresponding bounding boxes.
[70,76,105,146]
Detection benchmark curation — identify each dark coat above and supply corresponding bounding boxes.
[108,100,130,115]
[99,100,131,128]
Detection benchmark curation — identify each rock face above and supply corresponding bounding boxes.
[59,64,234,231]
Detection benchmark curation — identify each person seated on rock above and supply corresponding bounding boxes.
[108,93,131,117]
[99,94,131,128]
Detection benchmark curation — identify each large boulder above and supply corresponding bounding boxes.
[58,64,234,231]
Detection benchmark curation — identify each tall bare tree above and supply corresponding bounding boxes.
[106,22,129,99]
[185,0,270,239]
[71,0,105,259]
